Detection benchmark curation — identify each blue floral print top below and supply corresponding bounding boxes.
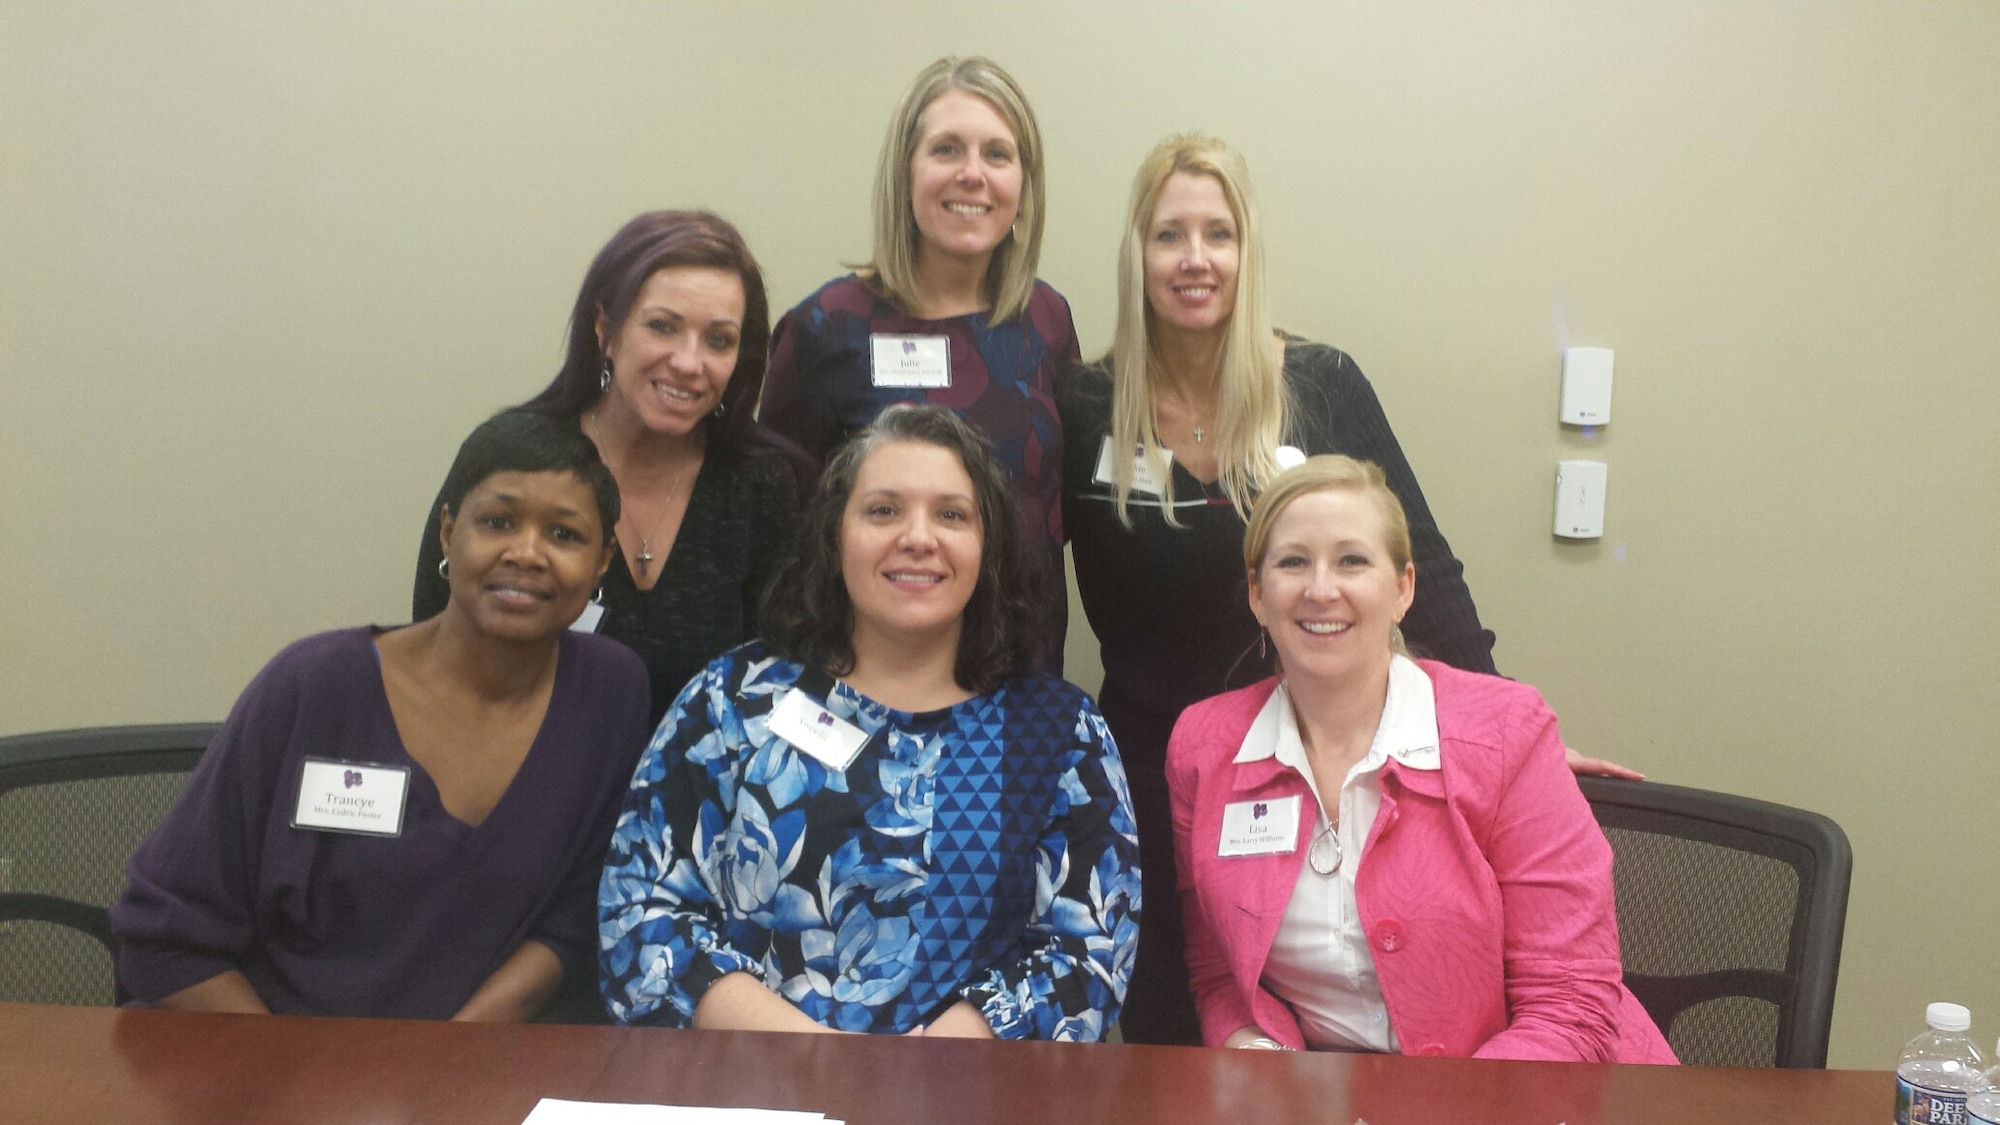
[599,642,1142,1040]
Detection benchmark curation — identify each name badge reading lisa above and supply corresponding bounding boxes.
[1218,794,1302,858]
[767,688,871,771]
[869,334,951,388]
[292,758,410,837]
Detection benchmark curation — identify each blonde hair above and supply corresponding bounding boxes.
[1106,134,1286,526]
[1242,455,1414,670]
[866,56,1046,325]
[1243,455,1413,575]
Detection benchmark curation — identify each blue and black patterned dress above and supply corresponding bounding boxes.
[598,641,1141,1041]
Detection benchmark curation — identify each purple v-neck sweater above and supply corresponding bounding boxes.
[111,628,649,1018]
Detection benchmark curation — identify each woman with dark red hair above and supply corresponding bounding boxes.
[413,211,801,724]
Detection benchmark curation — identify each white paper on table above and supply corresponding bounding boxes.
[519,1098,840,1125]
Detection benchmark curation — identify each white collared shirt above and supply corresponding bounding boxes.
[1234,654,1441,1053]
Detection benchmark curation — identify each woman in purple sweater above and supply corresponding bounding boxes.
[111,410,651,1020]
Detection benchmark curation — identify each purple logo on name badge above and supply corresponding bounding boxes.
[343,769,363,789]
[815,711,836,728]
[902,339,917,355]
[1252,802,1268,819]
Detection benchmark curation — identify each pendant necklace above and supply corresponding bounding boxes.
[585,408,691,577]
[1309,816,1343,876]
[1158,383,1214,445]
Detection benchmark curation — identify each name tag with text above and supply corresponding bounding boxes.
[292,758,410,837]
[1218,795,1301,857]
[869,334,951,388]
[768,688,870,771]
[1094,437,1171,495]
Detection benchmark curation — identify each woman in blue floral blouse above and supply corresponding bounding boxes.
[599,405,1140,1041]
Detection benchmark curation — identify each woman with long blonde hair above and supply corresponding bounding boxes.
[761,57,1078,664]
[1058,134,1501,1044]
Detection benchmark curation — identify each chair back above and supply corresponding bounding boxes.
[1578,776,1851,1068]
[0,723,216,1005]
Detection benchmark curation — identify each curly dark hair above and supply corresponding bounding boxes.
[760,405,1045,694]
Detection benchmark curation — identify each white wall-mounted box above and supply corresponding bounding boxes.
[1560,347,1614,425]
[1554,460,1607,539]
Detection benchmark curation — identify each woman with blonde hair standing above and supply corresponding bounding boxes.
[762,56,1078,661]
[1059,134,1508,1044]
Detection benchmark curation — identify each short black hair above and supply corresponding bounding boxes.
[760,405,1045,694]
[439,408,620,541]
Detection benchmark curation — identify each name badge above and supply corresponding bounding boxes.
[1218,795,1302,858]
[767,688,870,771]
[869,334,951,388]
[292,758,410,837]
[1093,437,1171,495]
[569,602,605,633]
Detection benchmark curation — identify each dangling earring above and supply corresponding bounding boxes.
[1258,626,1269,660]
[1009,220,1019,241]
[599,357,613,392]
[711,399,727,419]
[1391,623,1406,652]
[437,557,450,580]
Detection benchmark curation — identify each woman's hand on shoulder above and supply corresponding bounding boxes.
[1563,744,1644,780]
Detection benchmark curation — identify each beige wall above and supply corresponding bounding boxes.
[3,1,1995,1069]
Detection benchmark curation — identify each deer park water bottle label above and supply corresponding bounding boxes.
[1898,1078,1969,1125]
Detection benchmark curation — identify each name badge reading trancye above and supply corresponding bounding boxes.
[292,758,410,837]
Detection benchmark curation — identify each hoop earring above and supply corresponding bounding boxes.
[599,357,613,392]
[437,557,450,580]
[711,399,727,419]
[590,584,604,606]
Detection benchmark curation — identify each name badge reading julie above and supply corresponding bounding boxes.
[292,758,410,837]
[869,334,951,388]
[1218,795,1302,858]
[1093,437,1171,495]
[768,688,871,771]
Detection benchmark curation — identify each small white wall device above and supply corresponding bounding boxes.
[1560,347,1614,425]
[1554,460,1607,539]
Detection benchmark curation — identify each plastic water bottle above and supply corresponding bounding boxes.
[1968,1042,2000,1125]
[1897,1003,1984,1125]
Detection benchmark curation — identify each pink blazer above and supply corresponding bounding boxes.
[1166,662,1676,1063]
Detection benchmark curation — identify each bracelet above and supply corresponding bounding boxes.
[1238,1036,1291,1051]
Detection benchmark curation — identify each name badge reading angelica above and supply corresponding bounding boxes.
[1218,795,1302,858]
[869,334,951,388]
[1093,437,1171,495]
[768,688,870,771]
[292,758,410,837]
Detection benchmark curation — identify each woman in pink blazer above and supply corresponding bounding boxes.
[1166,454,1675,1062]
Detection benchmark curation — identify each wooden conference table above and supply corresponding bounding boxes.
[0,1002,1891,1125]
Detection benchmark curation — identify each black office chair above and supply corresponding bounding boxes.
[1578,776,1851,1068]
[0,723,216,1005]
